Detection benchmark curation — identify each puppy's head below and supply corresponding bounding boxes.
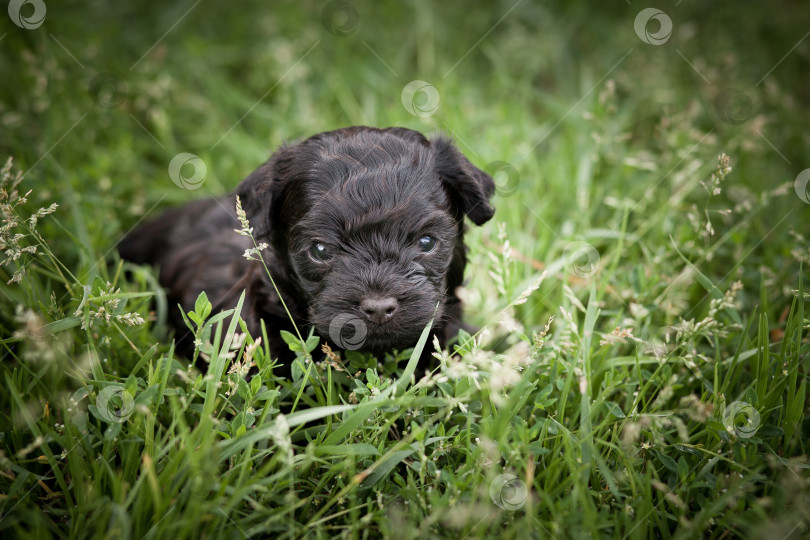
[236,127,494,352]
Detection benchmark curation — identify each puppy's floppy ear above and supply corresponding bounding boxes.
[432,136,495,225]
[235,145,295,238]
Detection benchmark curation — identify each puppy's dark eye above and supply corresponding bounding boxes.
[309,242,332,262]
[417,235,437,253]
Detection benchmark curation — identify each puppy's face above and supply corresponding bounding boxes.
[288,157,458,351]
[237,127,494,353]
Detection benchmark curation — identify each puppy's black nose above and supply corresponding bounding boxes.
[360,296,398,324]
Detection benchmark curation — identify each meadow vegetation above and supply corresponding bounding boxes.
[1,1,809,538]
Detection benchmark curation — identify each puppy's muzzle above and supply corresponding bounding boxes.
[360,295,398,324]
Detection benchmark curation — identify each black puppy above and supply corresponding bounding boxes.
[118,126,494,364]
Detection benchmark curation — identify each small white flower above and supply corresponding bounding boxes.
[234,196,254,236]
[243,243,268,261]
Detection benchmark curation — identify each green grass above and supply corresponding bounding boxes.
[2,1,809,538]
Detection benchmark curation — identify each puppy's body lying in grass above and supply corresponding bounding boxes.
[119,126,494,363]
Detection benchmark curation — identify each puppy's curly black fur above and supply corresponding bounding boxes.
[118,126,494,365]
